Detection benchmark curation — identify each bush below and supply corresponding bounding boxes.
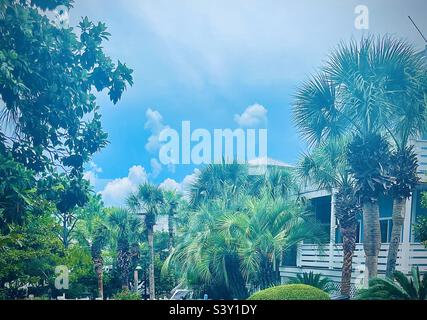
[414,216,427,248]
[112,290,141,301]
[248,284,330,300]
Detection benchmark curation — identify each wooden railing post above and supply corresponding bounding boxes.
[329,192,337,270]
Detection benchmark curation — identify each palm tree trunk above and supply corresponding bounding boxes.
[168,213,174,252]
[96,268,104,299]
[363,202,381,279]
[341,226,357,297]
[147,226,155,300]
[386,198,406,278]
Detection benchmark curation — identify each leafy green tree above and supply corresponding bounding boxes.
[0,0,133,176]
[127,183,164,300]
[0,212,63,299]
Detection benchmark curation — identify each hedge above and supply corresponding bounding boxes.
[248,284,330,300]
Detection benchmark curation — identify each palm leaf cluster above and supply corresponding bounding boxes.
[287,272,333,293]
[165,163,325,299]
[293,34,427,281]
[358,267,427,300]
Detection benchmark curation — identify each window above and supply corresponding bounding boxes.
[412,186,427,242]
[380,219,393,243]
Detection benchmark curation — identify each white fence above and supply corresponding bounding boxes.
[294,243,427,273]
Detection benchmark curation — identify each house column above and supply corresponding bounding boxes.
[329,192,337,270]
[400,196,413,273]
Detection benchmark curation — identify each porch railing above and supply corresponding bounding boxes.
[296,243,427,273]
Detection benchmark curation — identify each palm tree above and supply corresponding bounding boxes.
[165,195,249,299]
[127,183,164,300]
[298,139,361,296]
[162,190,180,252]
[108,208,143,290]
[165,188,324,298]
[230,194,324,290]
[91,224,109,299]
[74,195,110,299]
[293,36,427,279]
[287,272,333,293]
[357,267,427,300]
[189,162,251,207]
[347,134,394,279]
[386,147,420,277]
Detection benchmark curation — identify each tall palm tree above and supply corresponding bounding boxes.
[293,36,426,279]
[75,195,110,299]
[108,208,143,290]
[162,190,180,252]
[386,147,420,277]
[298,139,361,296]
[91,224,109,299]
[127,183,164,300]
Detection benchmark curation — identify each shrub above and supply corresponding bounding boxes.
[112,290,141,301]
[248,284,330,300]
[357,267,427,300]
[414,216,427,248]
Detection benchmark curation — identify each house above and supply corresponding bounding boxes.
[279,136,427,295]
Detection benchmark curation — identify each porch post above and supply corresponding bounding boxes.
[329,191,337,270]
[400,196,413,273]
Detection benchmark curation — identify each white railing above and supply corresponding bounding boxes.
[414,139,427,182]
[296,243,427,273]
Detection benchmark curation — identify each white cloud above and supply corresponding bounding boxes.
[234,104,268,128]
[145,108,168,154]
[159,178,182,192]
[83,171,97,186]
[145,108,164,133]
[100,165,148,207]
[159,168,201,197]
[83,162,104,187]
[181,168,201,195]
[150,158,163,178]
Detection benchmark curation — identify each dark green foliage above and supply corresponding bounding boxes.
[357,267,427,300]
[389,146,419,199]
[287,272,333,293]
[0,0,134,300]
[0,0,133,175]
[347,134,394,204]
[335,183,362,229]
[112,289,141,300]
[414,217,427,247]
[248,284,330,300]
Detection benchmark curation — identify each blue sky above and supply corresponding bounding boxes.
[70,0,427,206]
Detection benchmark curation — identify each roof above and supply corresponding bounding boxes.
[247,157,294,168]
